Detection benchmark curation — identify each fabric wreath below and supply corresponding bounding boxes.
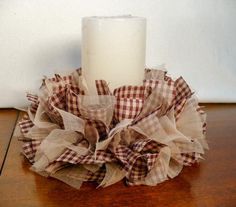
[18,68,208,189]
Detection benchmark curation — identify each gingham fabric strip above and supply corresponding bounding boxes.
[113,85,146,121]
[96,80,112,95]
[26,93,39,114]
[19,115,34,136]
[113,85,146,99]
[66,86,84,117]
[22,140,41,163]
[134,80,174,123]
[173,76,193,106]
[18,68,208,189]
[31,129,88,172]
[56,149,117,165]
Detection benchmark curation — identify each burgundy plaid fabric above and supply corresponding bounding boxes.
[174,98,187,121]
[131,139,161,154]
[26,93,39,114]
[113,145,141,171]
[115,98,143,121]
[86,120,108,141]
[19,115,34,135]
[173,77,193,105]
[114,85,145,99]
[152,79,175,108]
[96,80,112,95]
[143,79,159,89]
[114,139,160,182]
[56,149,117,165]
[114,86,146,121]
[173,77,195,120]
[172,138,204,166]
[22,140,41,163]
[174,152,201,166]
[135,80,174,122]
[66,85,84,117]
[85,166,106,182]
[41,79,85,128]
[46,88,66,127]
[130,139,161,172]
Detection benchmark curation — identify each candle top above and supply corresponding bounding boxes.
[83,15,145,21]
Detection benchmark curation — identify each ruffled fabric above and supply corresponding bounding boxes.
[18,68,208,189]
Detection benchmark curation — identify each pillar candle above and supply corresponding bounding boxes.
[82,15,146,94]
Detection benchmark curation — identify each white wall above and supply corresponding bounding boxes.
[0,0,236,107]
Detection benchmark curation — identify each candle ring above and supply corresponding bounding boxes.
[18,68,208,189]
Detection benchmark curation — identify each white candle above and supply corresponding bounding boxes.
[82,15,146,94]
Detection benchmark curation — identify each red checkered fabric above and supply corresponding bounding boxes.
[172,138,204,166]
[128,156,147,181]
[56,149,117,165]
[126,154,168,186]
[26,93,39,114]
[114,85,145,99]
[85,166,106,182]
[66,85,84,117]
[114,86,146,121]
[145,153,160,171]
[46,88,67,127]
[115,98,143,121]
[143,79,159,89]
[22,140,41,163]
[173,77,193,106]
[19,115,34,135]
[113,145,140,171]
[131,139,161,154]
[174,98,187,121]
[86,120,108,141]
[96,80,112,95]
[135,80,174,122]
[152,80,175,108]
[113,140,160,182]
[174,152,201,166]
[130,139,161,172]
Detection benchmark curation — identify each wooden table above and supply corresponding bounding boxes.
[0,104,236,207]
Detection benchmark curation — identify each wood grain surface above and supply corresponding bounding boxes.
[0,104,236,207]
[0,109,18,173]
